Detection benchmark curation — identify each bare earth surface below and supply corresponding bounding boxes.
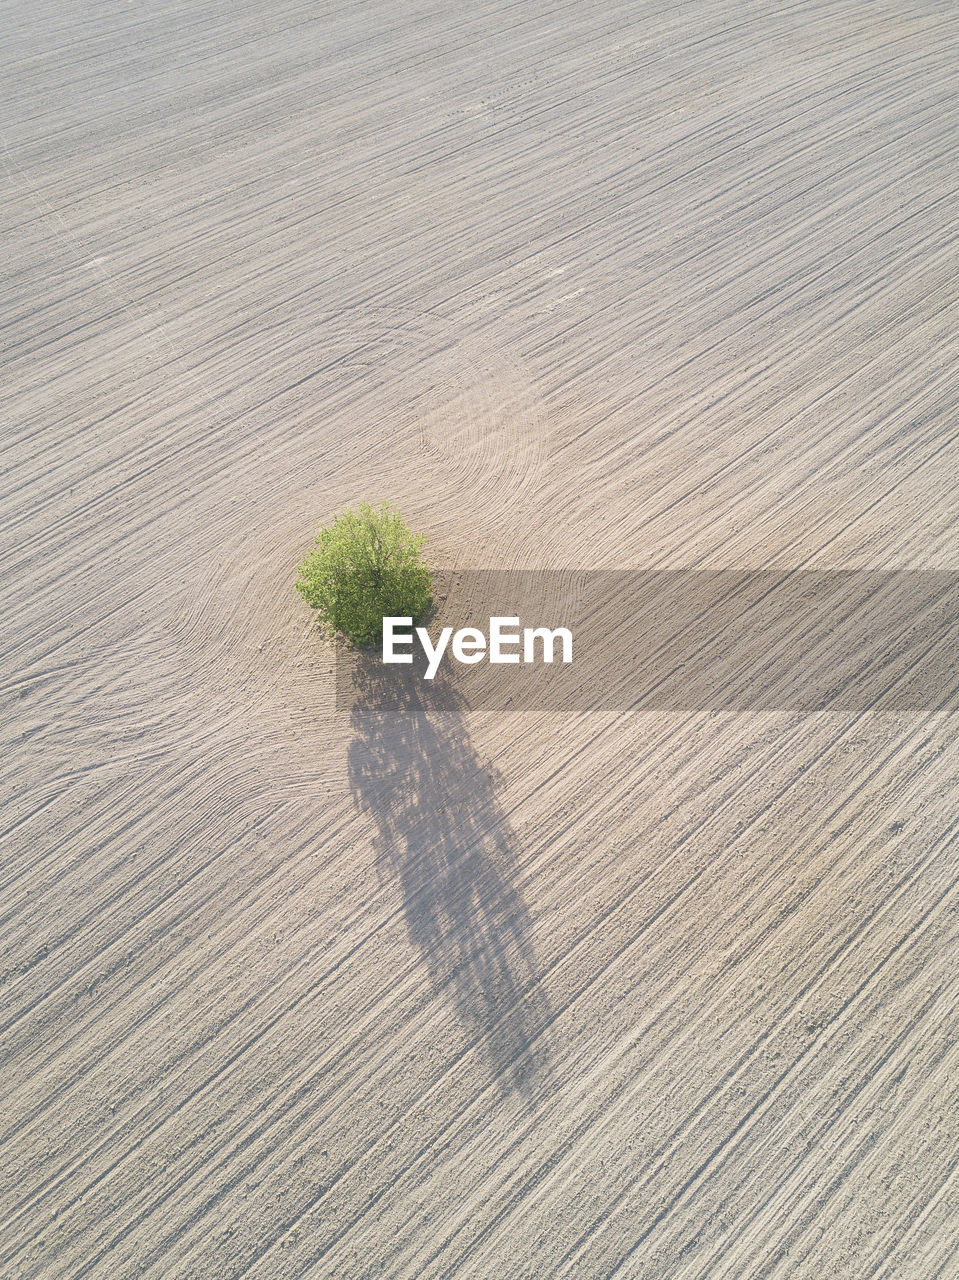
[2,1,959,1277]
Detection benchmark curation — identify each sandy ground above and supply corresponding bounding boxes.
[2,1,959,1276]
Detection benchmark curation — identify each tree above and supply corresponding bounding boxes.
[295,502,433,646]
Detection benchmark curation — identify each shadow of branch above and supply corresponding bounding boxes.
[346,653,552,1101]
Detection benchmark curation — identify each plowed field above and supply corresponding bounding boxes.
[2,2,958,1277]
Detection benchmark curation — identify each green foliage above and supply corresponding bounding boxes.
[295,502,433,647]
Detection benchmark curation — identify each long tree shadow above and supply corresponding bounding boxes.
[346,653,552,1102]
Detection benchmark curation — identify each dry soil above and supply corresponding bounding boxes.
[2,1,958,1277]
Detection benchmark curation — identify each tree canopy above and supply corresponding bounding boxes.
[295,501,433,646]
